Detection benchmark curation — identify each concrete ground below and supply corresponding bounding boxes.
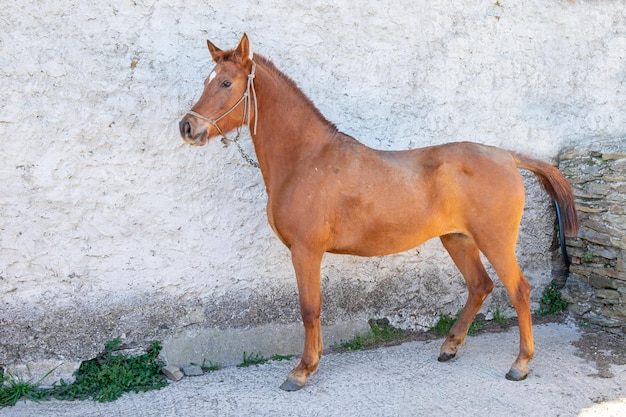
[1,321,625,417]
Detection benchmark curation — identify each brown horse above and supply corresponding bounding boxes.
[179,34,579,391]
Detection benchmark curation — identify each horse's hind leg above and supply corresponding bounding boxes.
[438,233,494,362]
[480,241,534,381]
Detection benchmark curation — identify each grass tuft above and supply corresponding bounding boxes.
[335,318,406,352]
[431,311,485,337]
[431,313,457,337]
[536,281,568,316]
[237,352,269,368]
[198,360,221,373]
[237,352,294,368]
[0,370,53,407]
[492,308,509,325]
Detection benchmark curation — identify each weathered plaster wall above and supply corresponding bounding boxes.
[1,1,625,377]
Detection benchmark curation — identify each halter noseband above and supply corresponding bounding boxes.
[186,60,259,167]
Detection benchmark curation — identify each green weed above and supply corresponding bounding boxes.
[270,354,294,362]
[335,318,406,351]
[536,281,568,316]
[50,339,167,402]
[236,352,293,368]
[237,352,269,368]
[431,312,457,336]
[492,308,509,325]
[338,334,366,351]
[467,319,485,336]
[198,360,221,373]
[1,339,168,407]
[431,311,485,337]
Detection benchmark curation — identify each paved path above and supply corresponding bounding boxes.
[1,322,625,417]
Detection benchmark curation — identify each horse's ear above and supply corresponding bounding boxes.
[207,39,222,62]
[235,33,251,61]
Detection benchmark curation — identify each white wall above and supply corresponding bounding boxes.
[2,0,625,375]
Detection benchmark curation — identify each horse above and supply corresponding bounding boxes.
[179,34,579,391]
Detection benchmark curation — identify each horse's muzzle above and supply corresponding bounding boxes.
[179,115,207,146]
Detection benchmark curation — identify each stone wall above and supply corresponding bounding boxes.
[561,138,626,336]
[2,1,626,380]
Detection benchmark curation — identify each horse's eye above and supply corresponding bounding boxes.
[221,80,232,88]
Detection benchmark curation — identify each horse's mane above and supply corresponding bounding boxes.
[253,54,338,134]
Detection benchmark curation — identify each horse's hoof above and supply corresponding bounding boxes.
[280,376,306,391]
[505,368,528,381]
[437,352,456,362]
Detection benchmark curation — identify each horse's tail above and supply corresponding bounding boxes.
[512,152,580,237]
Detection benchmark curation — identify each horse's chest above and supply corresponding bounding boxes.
[265,186,332,247]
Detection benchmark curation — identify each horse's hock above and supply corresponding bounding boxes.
[560,137,626,337]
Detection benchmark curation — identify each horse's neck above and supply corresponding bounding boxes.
[250,61,337,189]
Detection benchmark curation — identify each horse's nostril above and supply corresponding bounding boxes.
[180,119,193,139]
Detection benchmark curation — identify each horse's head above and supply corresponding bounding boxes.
[179,33,256,146]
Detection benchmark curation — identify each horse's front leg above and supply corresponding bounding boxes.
[280,246,324,391]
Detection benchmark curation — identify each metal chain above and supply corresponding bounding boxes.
[235,139,259,168]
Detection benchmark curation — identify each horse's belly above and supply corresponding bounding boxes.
[328,215,447,257]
